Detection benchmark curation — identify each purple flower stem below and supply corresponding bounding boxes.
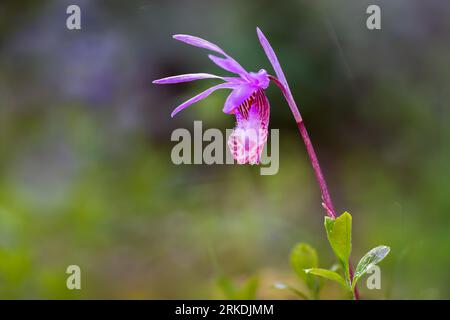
[297,121,336,219]
[268,76,336,218]
[269,75,360,299]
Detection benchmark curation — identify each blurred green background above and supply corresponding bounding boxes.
[0,0,449,299]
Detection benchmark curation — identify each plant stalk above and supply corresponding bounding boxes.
[269,75,359,299]
[269,75,335,218]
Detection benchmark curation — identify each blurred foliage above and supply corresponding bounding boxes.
[216,275,259,300]
[289,243,322,299]
[0,0,449,299]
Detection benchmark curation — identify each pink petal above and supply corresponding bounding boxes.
[257,27,302,122]
[153,73,223,84]
[256,27,289,88]
[223,85,255,114]
[208,55,248,76]
[173,34,225,55]
[227,90,270,165]
[173,34,249,78]
[223,77,247,85]
[228,127,268,165]
[171,83,236,118]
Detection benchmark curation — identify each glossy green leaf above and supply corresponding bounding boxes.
[304,268,347,289]
[324,212,352,273]
[352,245,390,290]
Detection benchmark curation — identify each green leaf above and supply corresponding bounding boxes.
[216,275,238,299]
[273,282,309,300]
[352,245,390,290]
[290,243,319,293]
[239,276,259,300]
[217,275,259,300]
[304,268,347,289]
[324,212,352,275]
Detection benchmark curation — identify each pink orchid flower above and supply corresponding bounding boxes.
[153,28,296,165]
[153,28,367,298]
